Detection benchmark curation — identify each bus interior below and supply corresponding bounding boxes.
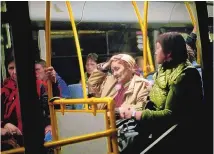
[1,1,213,154]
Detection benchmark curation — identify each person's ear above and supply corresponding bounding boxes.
[165,53,172,62]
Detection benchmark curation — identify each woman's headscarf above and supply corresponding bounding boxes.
[111,54,136,70]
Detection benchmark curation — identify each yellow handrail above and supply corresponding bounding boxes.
[4,2,120,154]
[54,97,112,104]
[184,2,201,65]
[2,129,116,154]
[53,97,118,153]
[143,1,155,73]
[65,1,88,110]
[132,1,155,77]
[45,3,58,152]
[2,97,118,154]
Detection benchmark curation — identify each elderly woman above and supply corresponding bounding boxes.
[88,53,150,111]
[121,32,203,154]
[88,54,151,152]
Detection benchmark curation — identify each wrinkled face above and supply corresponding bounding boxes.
[155,42,167,64]
[35,64,46,81]
[111,60,132,84]
[86,58,97,75]
[8,61,17,81]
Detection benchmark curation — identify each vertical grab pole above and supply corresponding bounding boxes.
[146,39,155,73]
[143,1,155,73]
[108,100,119,154]
[65,1,88,110]
[143,1,149,77]
[132,1,147,77]
[132,1,154,77]
[45,2,58,154]
[184,2,201,65]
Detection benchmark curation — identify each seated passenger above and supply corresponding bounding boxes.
[121,32,203,154]
[88,53,150,110]
[75,53,99,109]
[1,57,54,150]
[80,53,98,84]
[1,59,23,150]
[88,54,151,152]
[35,59,69,98]
[35,59,62,138]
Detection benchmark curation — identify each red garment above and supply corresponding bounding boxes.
[36,80,47,96]
[1,78,23,132]
[1,78,47,133]
[114,85,128,108]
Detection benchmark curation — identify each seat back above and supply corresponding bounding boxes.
[68,84,86,109]
[55,111,109,154]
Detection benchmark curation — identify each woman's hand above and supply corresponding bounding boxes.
[119,106,132,119]
[45,66,56,83]
[4,123,22,135]
[100,55,122,70]
[119,107,143,120]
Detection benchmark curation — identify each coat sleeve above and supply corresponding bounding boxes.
[56,73,70,98]
[121,79,150,111]
[141,77,185,123]
[141,69,202,126]
[88,70,112,110]
[88,70,108,97]
[131,82,150,111]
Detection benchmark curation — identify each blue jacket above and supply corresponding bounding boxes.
[56,73,70,98]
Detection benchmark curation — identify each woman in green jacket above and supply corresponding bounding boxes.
[120,32,203,154]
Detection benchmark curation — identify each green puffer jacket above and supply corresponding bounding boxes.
[141,60,203,130]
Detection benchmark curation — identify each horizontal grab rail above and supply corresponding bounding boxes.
[2,128,117,154]
[52,97,113,105]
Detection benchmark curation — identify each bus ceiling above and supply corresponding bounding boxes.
[28,1,213,28]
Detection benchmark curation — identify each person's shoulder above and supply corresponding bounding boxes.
[134,75,152,86]
[2,78,16,89]
[134,74,148,82]
[175,67,200,85]
[2,77,11,85]
[105,73,115,82]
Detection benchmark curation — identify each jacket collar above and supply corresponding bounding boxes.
[102,74,146,97]
[125,75,145,95]
[3,78,17,90]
